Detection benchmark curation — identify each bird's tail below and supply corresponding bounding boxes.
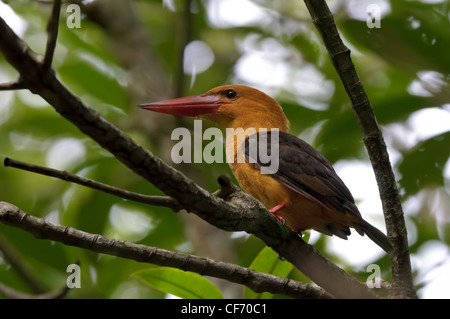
[358,220,392,253]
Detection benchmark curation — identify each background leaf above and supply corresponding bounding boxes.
[132,267,223,299]
[244,246,294,299]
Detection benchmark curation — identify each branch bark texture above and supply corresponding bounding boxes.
[303,0,416,298]
[0,201,332,299]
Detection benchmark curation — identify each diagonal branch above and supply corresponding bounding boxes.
[0,235,46,294]
[0,201,332,299]
[302,0,415,298]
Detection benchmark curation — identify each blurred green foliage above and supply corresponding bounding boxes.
[0,0,448,298]
[133,267,224,299]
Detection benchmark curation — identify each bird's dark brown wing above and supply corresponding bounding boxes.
[244,131,393,253]
[243,131,361,219]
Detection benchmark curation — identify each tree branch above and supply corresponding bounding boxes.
[175,0,193,98]
[0,80,25,91]
[0,281,70,299]
[0,201,332,299]
[3,157,183,212]
[43,0,61,69]
[302,0,416,298]
[0,236,45,294]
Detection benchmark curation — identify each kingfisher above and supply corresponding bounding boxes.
[139,85,392,253]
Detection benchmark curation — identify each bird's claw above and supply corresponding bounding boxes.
[269,202,286,225]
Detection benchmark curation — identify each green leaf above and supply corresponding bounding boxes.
[244,246,294,299]
[132,267,223,299]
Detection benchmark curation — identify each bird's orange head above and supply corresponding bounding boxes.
[139,85,289,132]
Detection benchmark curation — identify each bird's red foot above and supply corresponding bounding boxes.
[269,202,286,225]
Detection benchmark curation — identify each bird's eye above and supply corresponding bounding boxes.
[225,89,237,99]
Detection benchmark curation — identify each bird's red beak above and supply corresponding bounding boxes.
[139,94,228,117]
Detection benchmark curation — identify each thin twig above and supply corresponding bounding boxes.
[0,281,71,299]
[3,157,182,211]
[43,0,61,69]
[0,236,45,294]
[0,201,333,299]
